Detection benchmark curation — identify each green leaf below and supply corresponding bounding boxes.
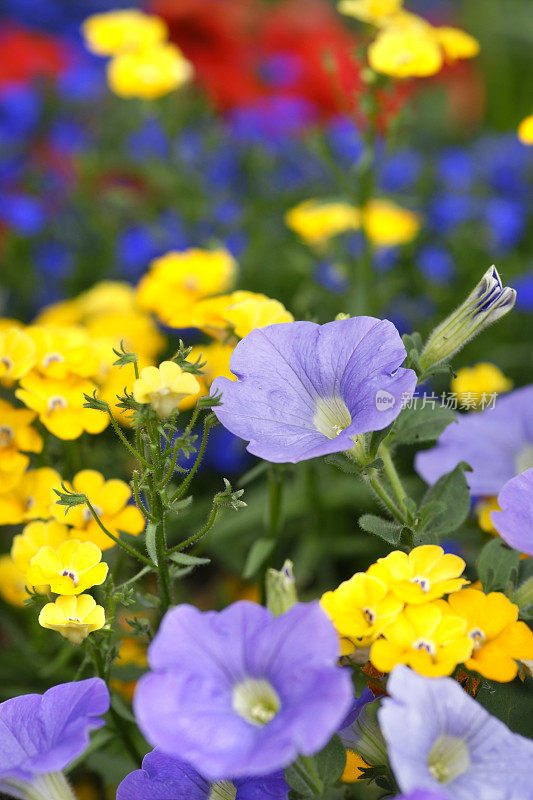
[314,735,347,786]
[477,539,520,594]
[242,538,276,579]
[390,404,456,447]
[419,462,471,536]
[168,552,211,567]
[477,677,533,738]
[145,522,158,566]
[359,514,402,545]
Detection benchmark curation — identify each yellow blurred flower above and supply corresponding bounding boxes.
[321,572,403,653]
[451,362,513,409]
[34,298,82,328]
[107,42,193,100]
[85,311,164,363]
[52,469,144,551]
[0,555,28,607]
[133,361,200,418]
[446,589,533,682]
[367,545,468,604]
[285,199,361,246]
[27,539,108,596]
[111,636,148,701]
[16,373,108,440]
[98,359,149,426]
[26,325,101,380]
[369,24,443,77]
[370,601,473,676]
[0,467,60,525]
[11,520,70,575]
[82,9,168,56]
[362,199,421,246]
[0,400,43,491]
[189,291,293,341]
[475,495,499,534]
[434,26,480,62]
[178,341,236,410]
[518,115,533,145]
[338,0,403,25]
[0,327,36,383]
[137,248,236,326]
[39,594,105,645]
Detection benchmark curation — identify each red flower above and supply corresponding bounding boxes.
[0,25,67,89]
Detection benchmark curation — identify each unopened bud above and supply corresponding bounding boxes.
[266,560,297,616]
[420,266,515,371]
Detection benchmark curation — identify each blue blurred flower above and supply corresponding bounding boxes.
[228,96,315,148]
[379,149,422,193]
[48,118,90,153]
[314,261,349,294]
[0,193,46,235]
[429,193,478,235]
[326,116,363,165]
[33,240,73,279]
[485,196,528,253]
[374,247,398,273]
[513,271,533,312]
[258,53,303,89]
[225,230,248,259]
[416,244,455,284]
[157,210,190,251]
[0,85,41,144]
[437,147,474,192]
[128,118,169,162]
[206,426,252,474]
[474,133,532,196]
[118,226,160,281]
[212,199,243,228]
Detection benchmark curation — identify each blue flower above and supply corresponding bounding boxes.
[314,262,350,294]
[379,149,422,193]
[0,678,109,799]
[206,426,252,475]
[513,271,533,312]
[134,601,353,779]
[228,96,315,147]
[127,118,169,162]
[429,194,478,235]
[379,665,533,799]
[326,116,363,165]
[211,317,416,464]
[258,53,303,89]
[437,148,474,192]
[0,85,41,144]
[374,247,398,273]
[33,241,73,279]
[485,197,528,253]
[118,226,160,281]
[0,193,46,235]
[416,244,455,284]
[117,749,289,800]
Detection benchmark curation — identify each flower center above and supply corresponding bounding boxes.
[232,678,281,727]
[516,444,533,475]
[411,575,430,593]
[209,781,237,800]
[412,638,436,657]
[42,351,65,369]
[0,425,15,448]
[313,396,352,440]
[363,607,376,625]
[61,569,79,588]
[0,355,13,373]
[468,627,486,650]
[83,505,102,523]
[428,734,470,784]
[47,395,68,414]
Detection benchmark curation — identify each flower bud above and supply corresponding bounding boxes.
[266,560,297,616]
[341,701,388,768]
[420,266,516,371]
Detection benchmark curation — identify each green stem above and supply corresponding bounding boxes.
[368,473,404,523]
[293,755,324,797]
[109,704,143,768]
[107,408,151,469]
[167,502,221,554]
[379,445,408,515]
[84,499,155,567]
[267,467,284,540]
[171,416,214,502]
[132,469,155,522]
[146,418,172,616]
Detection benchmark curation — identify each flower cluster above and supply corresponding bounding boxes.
[82,9,193,100]
[322,544,533,680]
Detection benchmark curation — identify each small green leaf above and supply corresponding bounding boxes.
[419,462,471,536]
[390,404,456,447]
[359,514,402,545]
[168,553,211,567]
[242,538,276,579]
[314,735,347,786]
[145,522,158,566]
[477,539,520,594]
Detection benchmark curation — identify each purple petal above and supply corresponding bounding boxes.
[212,317,416,463]
[117,750,209,800]
[492,468,533,555]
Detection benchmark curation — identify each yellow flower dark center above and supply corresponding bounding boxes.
[363,607,376,625]
[468,627,486,650]
[0,425,15,448]
[411,576,430,593]
[43,352,65,368]
[47,395,68,414]
[412,638,436,657]
[61,569,79,588]
[0,355,13,371]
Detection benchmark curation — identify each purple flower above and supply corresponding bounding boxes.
[393,792,449,800]
[379,666,533,800]
[415,385,533,496]
[117,749,289,800]
[134,601,353,780]
[211,317,416,463]
[0,678,109,797]
[491,467,533,556]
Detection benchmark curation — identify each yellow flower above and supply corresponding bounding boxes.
[107,42,193,100]
[16,373,108,440]
[451,363,512,409]
[0,327,36,383]
[518,115,533,145]
[342,751,369,783]
[52,469,145,551]
[338,0,403,25]
[285,199,361,246]
[98,358,150,426]
[446,589,533,682]
[85,311,164,363]
[39,594,105,645]
[134,361,200,418]
[370,601,473,676]
[189,291,293,340]
[137,248,236,326]
[321,572,404,653]
[11,520,70,575]
[26,325,101,380]
[367,545,468,604]
[362,199,421,246]
[368,24,443,77]
[27,539,108,595]
[82,9,168,56]
[434,26,480,62]
[0,467,60,525]
[475,496,500,534]
[0,555,29,607]
[178,342,236,410]
[0,400,43,491]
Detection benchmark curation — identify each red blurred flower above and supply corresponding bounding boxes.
[0,25,67,89]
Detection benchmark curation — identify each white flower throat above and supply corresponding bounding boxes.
[313,396,352,439]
